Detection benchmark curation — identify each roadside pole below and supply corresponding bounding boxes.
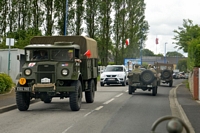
[6,38,14,76]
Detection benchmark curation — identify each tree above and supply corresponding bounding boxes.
[173,19,200,52]
[142,49,154,56]
[177,59,187,72]
[166,51,184,57]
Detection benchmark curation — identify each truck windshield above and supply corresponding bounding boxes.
[51,49,74,61]
[26,49,49,61]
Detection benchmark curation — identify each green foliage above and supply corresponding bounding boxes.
[142,49,154,56]
[173,19,200,52]
[108,62,115,65]
[194,44,200,67]
[177,59,187,72]
[0,73,13,94]
[166,51,184,57]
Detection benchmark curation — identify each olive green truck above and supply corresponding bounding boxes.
[15,36,98,111]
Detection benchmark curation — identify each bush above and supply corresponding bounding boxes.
[0,73,13,94]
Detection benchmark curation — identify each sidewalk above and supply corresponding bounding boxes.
[176,83,200,133]
[0,88,17,113]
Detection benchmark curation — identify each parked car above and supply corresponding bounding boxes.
[100,65,128,86]
[173,72,180,79]
[178,72,186,79]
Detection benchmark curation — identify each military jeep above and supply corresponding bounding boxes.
[154,62,174,87]
[128,69,158,96]
[15,36,98,111]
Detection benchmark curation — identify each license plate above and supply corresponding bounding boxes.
[147,85,152,87]
[108,78,115,80]
[16,87,31,91]
[41,78,50,83]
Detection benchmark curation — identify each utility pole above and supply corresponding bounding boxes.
[164,42,167,63]
[64,0,68,35]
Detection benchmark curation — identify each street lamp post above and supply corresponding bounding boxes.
[164,42,167,63]
[64,0,68,36]
[140,40,143,65]
[140,29,144,65]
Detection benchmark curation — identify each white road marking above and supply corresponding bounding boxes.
[62,125,73,133]
[84,111,94,117]
[103,98,114,104]
[115,93,123,97]
[95,106,104,110]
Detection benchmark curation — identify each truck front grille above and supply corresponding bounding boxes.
[37,65,55,83]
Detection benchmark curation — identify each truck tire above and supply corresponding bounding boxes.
[85,79,95,103]
[16,91,30,111]
[169,80,173,87]
[122,77,126,86]
[70,80,82,111]
[140,70,155,84]
[43,97,52,103]
[128,85,132,94]
[162,70,171,79]
[100,82,104,86]
[152,87,157,96]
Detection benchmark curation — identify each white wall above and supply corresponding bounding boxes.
[0,49,24,82]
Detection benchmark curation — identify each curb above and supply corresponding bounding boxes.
[0,99,40,114]
[171,83,195,133]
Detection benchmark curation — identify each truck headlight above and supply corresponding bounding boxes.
[61,69,68,76]
[24,69,32,76]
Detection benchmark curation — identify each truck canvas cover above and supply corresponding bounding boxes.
[30,36,98,59]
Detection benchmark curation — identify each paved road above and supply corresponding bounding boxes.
[0,79,199,133]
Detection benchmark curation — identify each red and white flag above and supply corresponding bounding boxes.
[125,39,129,46]
[156,38,159,44]
[84,50,91,58]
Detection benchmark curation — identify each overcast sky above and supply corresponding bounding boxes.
[144,0,200,57]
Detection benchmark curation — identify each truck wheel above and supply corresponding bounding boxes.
[16,92,30,111]
[122,78,126,86]
[70,80,82,111]
[152,87,157,96]
[85,79,95,103]
[161,70,171,79]
[43,97,52,103]
[169,80,173,87]
[128,85,132,94]
[140,70,155,84]
[100,82,104,86]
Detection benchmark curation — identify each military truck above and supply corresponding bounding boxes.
[154,62,174,87]
[15,36,98,111]
[128,69,158,96]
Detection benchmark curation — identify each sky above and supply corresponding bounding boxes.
[144,0,200,57]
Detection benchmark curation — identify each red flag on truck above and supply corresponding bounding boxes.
[84,50,91,58]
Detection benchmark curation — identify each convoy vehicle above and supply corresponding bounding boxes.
[100,65,128,86]
[128,69,158,96]
[15,36,98,111]
[154,62,174,87]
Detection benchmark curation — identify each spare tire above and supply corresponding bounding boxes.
[140,70,155,84]
[161,70,171,79]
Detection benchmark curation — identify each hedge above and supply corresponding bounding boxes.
[0,73,13,94]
